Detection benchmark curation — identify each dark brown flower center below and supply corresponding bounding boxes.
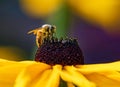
[35,37,84,66]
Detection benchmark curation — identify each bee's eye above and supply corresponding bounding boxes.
[51,25,56,30]
[47,27,50,31]
[51,26,54,29]
[51,26,55,29]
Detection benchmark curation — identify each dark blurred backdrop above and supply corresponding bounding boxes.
[0,0,120,63]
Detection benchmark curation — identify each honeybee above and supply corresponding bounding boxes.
[28,24,56,47]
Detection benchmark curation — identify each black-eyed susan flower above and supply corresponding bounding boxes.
[0,24,120,87]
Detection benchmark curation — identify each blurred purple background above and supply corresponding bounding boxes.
[70,17,120,63]
[0,0,120,63]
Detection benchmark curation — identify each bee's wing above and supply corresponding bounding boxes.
[27,28,42,35]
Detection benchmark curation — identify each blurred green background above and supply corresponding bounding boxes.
[0,0,120,63]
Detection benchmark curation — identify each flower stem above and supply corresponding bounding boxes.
[46,2,71,38]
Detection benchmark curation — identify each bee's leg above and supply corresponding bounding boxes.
[51,29,56,37]
[45,32,49,38]
[36,32,43,47]
[53,32,56,37]
[36,36,40,47]
[49,31,53,37]
[37,37,43,47]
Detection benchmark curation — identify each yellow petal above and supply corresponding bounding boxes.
[14,62,51,87]
[33,65,62,87]
[19,0,62,18]
[99,71,120,82]
[0,59,36,87]
[45,65,62,87]
[60,66,96,87]
[85,73,120,87]
[75,61,120,87]
[67,82,75,87]
[32,69,52,87]
[0,58,17,66]
[76,61,120,74]
[68,0,119,28]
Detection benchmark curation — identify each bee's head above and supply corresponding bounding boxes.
[42,24,56,31]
